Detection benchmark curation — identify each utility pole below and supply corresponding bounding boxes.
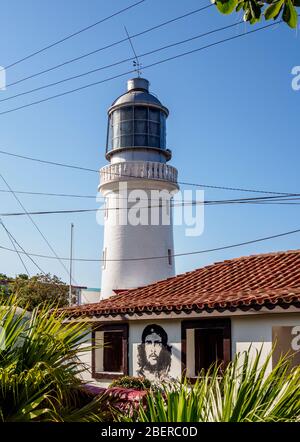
[69,223,74,306]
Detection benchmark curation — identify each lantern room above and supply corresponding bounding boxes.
[106,78,171,161]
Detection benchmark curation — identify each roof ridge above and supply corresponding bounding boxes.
[200,248,300,267]
[65,249,300,316]
[112,248,300,296]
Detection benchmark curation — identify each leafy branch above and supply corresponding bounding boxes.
[212,0,299,28]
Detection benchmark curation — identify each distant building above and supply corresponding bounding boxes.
[78,288,101,305]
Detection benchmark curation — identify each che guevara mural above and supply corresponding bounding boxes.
[137,324,172,382]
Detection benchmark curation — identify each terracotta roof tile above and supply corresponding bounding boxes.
[65,249,300,318]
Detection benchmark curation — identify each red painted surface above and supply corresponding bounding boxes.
[64,250,300,316]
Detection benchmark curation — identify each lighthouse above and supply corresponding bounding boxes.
[99,78,179,299]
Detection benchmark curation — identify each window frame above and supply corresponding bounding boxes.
[92,323,129,380]
[181,319,231,380]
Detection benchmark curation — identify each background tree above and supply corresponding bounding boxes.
[213,0,299,28]
[0,274,12,304]
[10,273,68,310]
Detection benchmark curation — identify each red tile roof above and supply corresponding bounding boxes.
[65,250,300,318]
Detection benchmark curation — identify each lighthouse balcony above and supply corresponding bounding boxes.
[99,161,178,186]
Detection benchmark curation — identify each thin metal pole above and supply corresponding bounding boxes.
[69,223,74,305]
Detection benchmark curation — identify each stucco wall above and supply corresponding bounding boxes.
[231,312,300,372]
[79,312,300,387]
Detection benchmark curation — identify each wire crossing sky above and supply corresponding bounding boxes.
[0,0,298,286]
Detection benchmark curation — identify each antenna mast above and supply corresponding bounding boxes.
[69,222,74,306]
[124,26,142,77]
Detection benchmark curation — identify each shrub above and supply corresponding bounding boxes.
[0,296,107,421]
[124,349,300,422]
[109,376,151,390]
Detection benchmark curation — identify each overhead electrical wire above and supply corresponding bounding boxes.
[0,188,96,199]
[0,20,283,117]
[0,219,30,276]
[4,0,147,70]
[6,3,213,88]
[0,171,77,283]
[0,219,45,274]
[0,19,247,104]
[0,189,299,201]
[1,4,295,276]
[1,195,300,217]
[0,148,293,196]
[0,149,98,172]
[0,227,299,262]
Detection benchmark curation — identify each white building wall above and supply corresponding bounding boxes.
[78,332,93,382]
[231,312,300,372]
[100,182,177,299]
[79,312,300,387]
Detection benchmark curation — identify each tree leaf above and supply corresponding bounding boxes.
[243,8,252,20]
[264,0,284,19]
[236,1,244,11]
[250,0,262,18]
[282,0,298,28]
[215,0,239,14]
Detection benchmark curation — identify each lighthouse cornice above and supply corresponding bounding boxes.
[99,160,178,192]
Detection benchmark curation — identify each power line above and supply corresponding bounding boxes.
[0,227,299,262]
[0,219,45,274]
[0,20,282,117]
[6,4,213,88]
[0,148,293,196]
[0,18,244,104]
[0,189,299,201]
[4,0,147,70]
[0,171,77,284]
[0,149,98,172]
[1,195,300,217]
[0,219,30,276]
[0,188,96,199]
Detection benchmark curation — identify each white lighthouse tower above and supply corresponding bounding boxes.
[99,78,179,299]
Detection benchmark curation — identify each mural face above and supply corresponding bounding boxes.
[137,324,172,382]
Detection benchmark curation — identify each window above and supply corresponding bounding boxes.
[168,249,172,266]
[102,248,107,270]
[104,200,108,219]
[182,319,231,378]
[92,324,128,380]
[194,328,224,372]
[106,106,167,151]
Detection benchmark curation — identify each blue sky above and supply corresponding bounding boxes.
[0,0,299,287]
